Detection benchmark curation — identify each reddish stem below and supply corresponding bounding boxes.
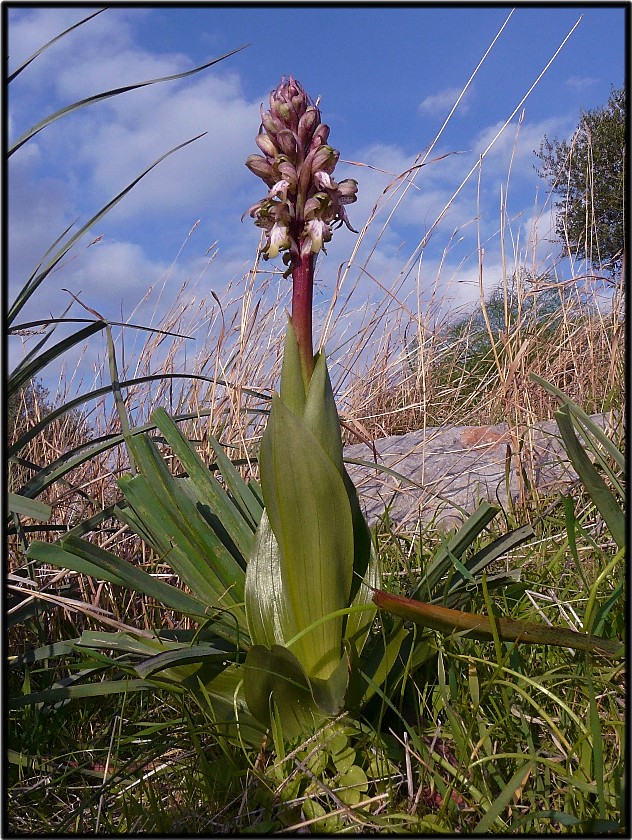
[291,250,315,386]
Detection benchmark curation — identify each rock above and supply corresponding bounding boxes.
[344,414,613,530]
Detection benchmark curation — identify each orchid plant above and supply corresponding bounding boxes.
[17,77,622,750]
[237,77,622,735]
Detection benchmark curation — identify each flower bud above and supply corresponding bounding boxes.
[277,160,299,190]
[310,124,330,148]
[245,154,276,186]
[297,107,319,149]
[255,131,278,159]
[311,145,339,175]
[276,129,297,159]
[260,106,279,137]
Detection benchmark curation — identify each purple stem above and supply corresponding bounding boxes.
[291,250,315,386]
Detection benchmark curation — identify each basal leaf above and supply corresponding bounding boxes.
[245,509,291,649]
[244,644,320,739]
[134,643,232,679]
[243,643,349,740]
[372,589,623,658]
[260,395,354,679]
[120,434,247,609]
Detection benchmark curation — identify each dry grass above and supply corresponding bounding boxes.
[8,125,625,646]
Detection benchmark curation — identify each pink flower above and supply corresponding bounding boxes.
[244,77,358,265]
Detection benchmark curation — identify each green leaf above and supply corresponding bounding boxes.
[245,509,291,649]
[7,9,106,83]
[151,407,256,559]
[555,406,625,549]
[8,493,51,521]
[9,678,158,708]
[193,662,263,743]
[346,620,416,711]
[8,321,106,395]
[337,763,369,805]
[9,134,206,325]
[119,433,247,610]
[260,394,354,679]
[411,502,500,600]
[473,759,536,833]
[530,373,625,472]
[243,644,348,740]
[9,639,80,669]
[302,350,345,475]
[14,408,215,502]
[443,524,533,607]
[344,537,379,657]
[134,643,231,679]
[27,537,208,620]
[204,433,263,531]
[279,318,307,416]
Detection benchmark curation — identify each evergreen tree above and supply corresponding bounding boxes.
[535,86,625,280]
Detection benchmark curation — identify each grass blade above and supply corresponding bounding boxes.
[9,678,160,708]
[8,134,207,325]
[151,408,257,558]
[410,502,500,600]
[530,373,625,471]
[14,409,215,501]
[7,493,51,521]
[555,406,625,549]
[473,759,537,833]
[7,373,220,459]
[205,434,264,530]
[8,321,106,395]
[27,537,209,620]
[8,46,248,156]
[7,9,106,83]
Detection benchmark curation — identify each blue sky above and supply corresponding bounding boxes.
[6,4,627,394]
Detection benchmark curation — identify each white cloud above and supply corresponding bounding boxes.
[473,114,571,175]
[69,72,262,221]
[565,75,598,94]
[418,86,473,117]
[9,8,598,403]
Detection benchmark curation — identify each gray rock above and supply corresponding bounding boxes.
[344,414,613,530]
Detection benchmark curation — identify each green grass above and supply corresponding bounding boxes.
[7,14,625,833]
[8,477,625,834]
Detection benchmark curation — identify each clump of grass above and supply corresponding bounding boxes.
[9,192,624,833]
